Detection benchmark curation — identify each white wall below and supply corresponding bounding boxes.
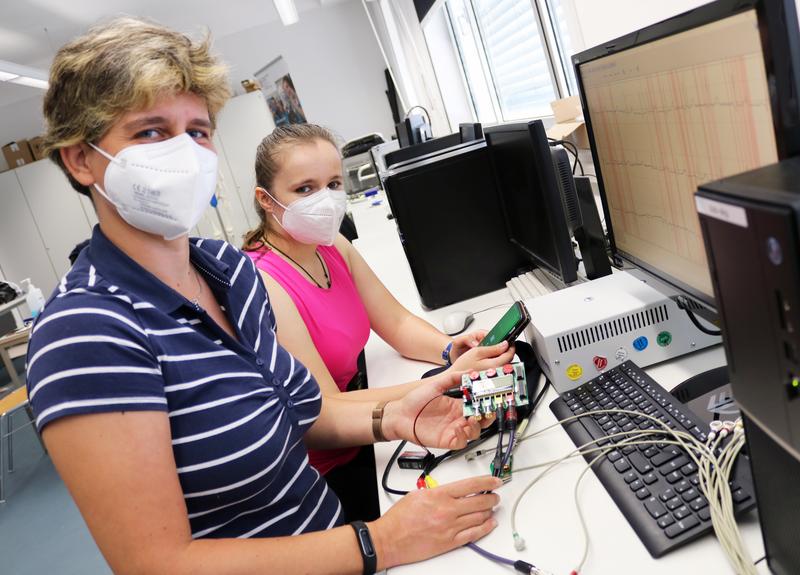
[424,6,473,130]
[0,94,45,172]
[571,0,738,50]
[215,1,396,142]
[0,1,395,169]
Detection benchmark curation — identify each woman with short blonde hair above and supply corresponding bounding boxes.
[26,16,502,575]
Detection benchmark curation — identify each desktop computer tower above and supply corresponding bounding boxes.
[742,414,800,574]
[697,157,800,575]
[383,141,525,309]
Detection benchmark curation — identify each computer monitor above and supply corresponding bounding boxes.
[384,123,484,171]
[396,114,431,148]
[485,120,579,284]
[459,123,483,142]
[574,0,800,306]
[550,147,612,280]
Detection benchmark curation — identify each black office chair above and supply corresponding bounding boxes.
[340,213,358,242]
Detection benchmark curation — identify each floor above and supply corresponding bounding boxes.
[0,357,111,575]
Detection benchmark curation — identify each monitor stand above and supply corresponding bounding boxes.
[670,365,743,432]
[671,365,728,404]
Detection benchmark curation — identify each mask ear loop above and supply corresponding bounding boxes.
[87,143,121,204]
[92,183,114,204]
[257,187,289,233]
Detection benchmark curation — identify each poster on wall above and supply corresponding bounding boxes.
[254,56,307,127]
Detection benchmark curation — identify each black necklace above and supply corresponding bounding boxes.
[264,238,331,289]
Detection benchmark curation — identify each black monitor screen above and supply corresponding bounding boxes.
[486,121,577,283]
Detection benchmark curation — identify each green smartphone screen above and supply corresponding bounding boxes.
[480,303,523,346]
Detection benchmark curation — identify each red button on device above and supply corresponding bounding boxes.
[593,356,608,370]
[502,364,514,375]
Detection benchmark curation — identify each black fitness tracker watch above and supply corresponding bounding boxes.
[350,520,377,575]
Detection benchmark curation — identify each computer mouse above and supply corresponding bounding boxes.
[443,310,474,336]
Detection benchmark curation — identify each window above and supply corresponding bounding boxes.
[543,0,579,95]
[428,0,577,124]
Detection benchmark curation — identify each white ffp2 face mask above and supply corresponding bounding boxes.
[265,187,347,246]
[90,133,218,240]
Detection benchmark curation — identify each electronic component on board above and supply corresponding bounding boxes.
[460,362,528,419]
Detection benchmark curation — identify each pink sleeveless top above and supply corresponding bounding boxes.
[249,244,371,475]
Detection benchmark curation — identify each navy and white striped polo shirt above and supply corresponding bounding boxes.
[26,225,343,538]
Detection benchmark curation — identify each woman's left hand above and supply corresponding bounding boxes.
[383,371,495,449]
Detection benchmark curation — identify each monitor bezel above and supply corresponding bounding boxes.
[484,120,579,284]
[573,0,800,306]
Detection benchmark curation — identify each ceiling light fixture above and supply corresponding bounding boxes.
[8,76,49,89]
[0,59,48,90]
[273,0,299,26]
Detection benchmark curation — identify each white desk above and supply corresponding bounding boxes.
[349,193,767,575]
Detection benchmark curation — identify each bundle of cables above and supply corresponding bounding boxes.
[490,403,518,481]
[491,410,755,575]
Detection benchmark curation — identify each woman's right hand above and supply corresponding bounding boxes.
[368,475,502,569]
[450,339,516,374]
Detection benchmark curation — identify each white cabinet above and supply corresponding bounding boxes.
[15,160,94,278]
[0,168,60,300]
[213,91,276,248]
[0,92,275,302]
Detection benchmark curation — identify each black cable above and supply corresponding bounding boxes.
[529,377,551,414]
[548,137,584,175]
[549,137,577,173]
[432,379,551,472]
[560,140,584,175]
[411,394,444,450]
[492,406,505,477]
[380,375,554,572]
[676,296,722,336]
[381,440,410,496]
[754,555,766,566]
[378,423,501,498]
[382,368,553,494]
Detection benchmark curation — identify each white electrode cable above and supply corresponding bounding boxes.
[501,407,753,574]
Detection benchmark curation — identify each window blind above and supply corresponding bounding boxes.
[471,0,556,119]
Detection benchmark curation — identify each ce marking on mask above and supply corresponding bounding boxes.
[132,182,162,199]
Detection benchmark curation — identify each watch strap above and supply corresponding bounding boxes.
[372,400,389,443]
[442,341,454,366]
[350,520,378,575]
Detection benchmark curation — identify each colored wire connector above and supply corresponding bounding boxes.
[381,379,552,573]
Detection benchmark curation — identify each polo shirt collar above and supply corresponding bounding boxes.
[86,225,231,314]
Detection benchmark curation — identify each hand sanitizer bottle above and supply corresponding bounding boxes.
[22,278,46,319]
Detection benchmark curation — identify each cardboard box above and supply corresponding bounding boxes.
[2,140,34,169]
[28,136,46,161]
[546,95,590,149]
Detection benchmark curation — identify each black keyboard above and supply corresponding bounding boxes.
[549,360,755,558]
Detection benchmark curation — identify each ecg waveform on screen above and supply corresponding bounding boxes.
[584,35,778,295]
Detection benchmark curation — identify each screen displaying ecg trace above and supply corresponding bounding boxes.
[580,10,778,298]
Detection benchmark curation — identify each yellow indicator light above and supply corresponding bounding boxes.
[792,377,800,389]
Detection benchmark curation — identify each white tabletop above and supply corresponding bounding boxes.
[348,192,767,575]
